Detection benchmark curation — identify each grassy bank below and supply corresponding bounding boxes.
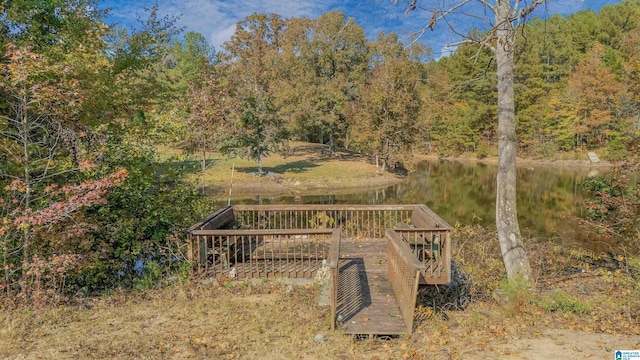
[160,142,403,198]
[2,226,638,359]
[160,141,615,201]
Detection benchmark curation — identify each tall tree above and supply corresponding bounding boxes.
[167,31,218,94]
[0,2,194,297]
[301,11,368,154]
[223,14,289,176]
[439,40,497,150]
[0,44,127,294]
[563,44,625,149]
[276,12,368,153]
[1,0,106,49]
[186,70,232,193]
[402,0,551,282]
[621,29,640,134]
[353,32,428,170]
[164,32,224,191]
[514,15,575,153]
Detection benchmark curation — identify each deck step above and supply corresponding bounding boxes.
[336,238,407,336]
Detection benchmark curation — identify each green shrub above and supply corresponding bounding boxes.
[541,142,556,158]
[134,261,163,290]
[606,137,628,161]
[499,276,531,301]
[77,139,211,293]
[541,291,591,314]
[476,143,490,159]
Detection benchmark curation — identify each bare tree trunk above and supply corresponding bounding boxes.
[257,152,263,177]
[495,0,532,283]
[201,147,207,195]
[2,238,8,294]
[329,126,335,156]
[20,95,31,292]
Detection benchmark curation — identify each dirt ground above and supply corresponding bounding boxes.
[496,329,638,359]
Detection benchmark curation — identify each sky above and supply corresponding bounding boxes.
[100,0,626,59]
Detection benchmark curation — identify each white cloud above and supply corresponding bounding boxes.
[210,25,236,50]
[102,0,622,60]
[104,0,338,49]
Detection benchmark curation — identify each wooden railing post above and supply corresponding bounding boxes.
[393,227,453,284]
[328,228,341,331]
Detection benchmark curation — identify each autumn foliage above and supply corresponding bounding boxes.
[1,3,205,302]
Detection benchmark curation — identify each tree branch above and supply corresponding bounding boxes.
[476,0,496,12]
[406,0,474,44]
[516,0,547,20]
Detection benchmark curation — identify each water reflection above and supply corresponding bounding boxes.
[230,160,628,252]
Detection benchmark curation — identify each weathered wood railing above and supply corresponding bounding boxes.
[232,205,416,238]
[386,229,424,334]
[328,228,341,331]
[393,228,452,284]
[190,228,333,279]
[188,204,453,285]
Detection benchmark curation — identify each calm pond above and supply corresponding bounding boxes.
[228,160,630,252]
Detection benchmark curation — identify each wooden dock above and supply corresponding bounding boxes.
[188,205,453,336]
[337,238,406,335]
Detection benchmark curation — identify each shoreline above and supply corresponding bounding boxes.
[207,153,613,199]
[208,172,405,200]
[417,153,613,169]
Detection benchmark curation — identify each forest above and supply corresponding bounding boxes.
[1,0,640,300]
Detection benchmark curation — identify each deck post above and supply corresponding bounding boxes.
[328,228,341,331]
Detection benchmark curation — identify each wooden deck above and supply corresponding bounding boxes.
[188,205,453,336]
[337,237,406,335]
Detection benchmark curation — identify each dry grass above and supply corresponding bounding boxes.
[157,142,403,198]
[0,282,354,359]
[2,227,640,359]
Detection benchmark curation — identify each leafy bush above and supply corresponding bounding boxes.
[606,136,628,161]
[452,225,505,297]
[498,276,531,302]
[476,143,490,159]
[134,261,163,290]
[579,167,639,250]
[76,140,211,293]
[540,142,556,158]
[541,291,591,314]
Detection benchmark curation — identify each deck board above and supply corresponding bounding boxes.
[337,238,407,335]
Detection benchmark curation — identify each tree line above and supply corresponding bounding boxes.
[171,1,640,172]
